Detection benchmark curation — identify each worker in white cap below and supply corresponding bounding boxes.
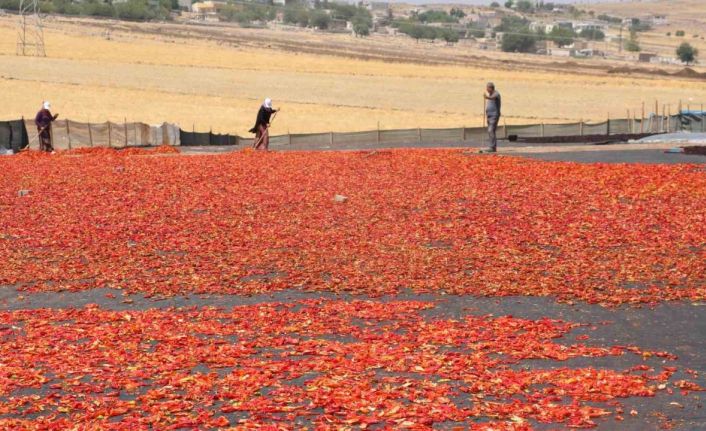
[35,101,59,153]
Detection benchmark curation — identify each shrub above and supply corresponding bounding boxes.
[675,30,685,37]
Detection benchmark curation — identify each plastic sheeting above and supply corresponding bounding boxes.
[0,120,28,152]
[23,120,180,150]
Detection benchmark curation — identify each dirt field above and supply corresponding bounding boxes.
[1,15,705,135]
[585,0,706,58]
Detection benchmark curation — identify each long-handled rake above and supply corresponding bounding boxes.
[252,111,279,150]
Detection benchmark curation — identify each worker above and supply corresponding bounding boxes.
[249,98,278,151]
[35,101,58,153]
[480,83,501,153]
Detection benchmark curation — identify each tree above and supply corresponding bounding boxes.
[501,32,536,52]
[580,28,605,41]
[352,15,370,36]
[675,30,685,37]
[515,0,532,13]
[449,7,465,19]
[625,30,640,52]
[549,26,575,47]
[310,10,331,29]
[442,28,459,44]
[676,42,698,65]
[504,0,513,8]
[490,1,500,8]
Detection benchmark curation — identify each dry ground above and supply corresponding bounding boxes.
[1,15,705,135]
[584,0,706,59]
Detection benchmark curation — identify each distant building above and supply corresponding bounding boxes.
[638,52,658,63]
[549,47,575,57]
[573,22,604,33]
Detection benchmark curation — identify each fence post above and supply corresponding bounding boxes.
[654,100,659,132]
[88,122,93,147]
[287,131,292,146]
[66,120,71,150]
[640,102,645,133]
[376,122,381,145]
[124,118,128,147]
[330,132,334,146]
[540,123,545,137]
[702,104,705,133]
[606,113,610,136]
[419,127,423,143]
[108,121,112,147]
[579,119,584,136]
[667,105,671,133]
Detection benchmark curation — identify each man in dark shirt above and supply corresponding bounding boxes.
[249,98,278,151]
[481,83,501,153]
[35,101,58,153]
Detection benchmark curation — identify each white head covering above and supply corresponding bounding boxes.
[263,98,272,109]
[43,101,51,110]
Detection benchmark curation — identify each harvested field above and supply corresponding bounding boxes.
[1,16,705,135]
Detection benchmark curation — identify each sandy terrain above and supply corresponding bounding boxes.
[1,15,705,135]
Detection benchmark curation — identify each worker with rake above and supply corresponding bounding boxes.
[249,98,278,151]
[35,101,59,153]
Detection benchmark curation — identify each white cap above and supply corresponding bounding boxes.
[43,101,51,110]
[263,98,272,109]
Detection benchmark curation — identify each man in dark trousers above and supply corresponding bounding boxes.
[249,98,278,151]
[481,83,501,153]
[35,101,58,153]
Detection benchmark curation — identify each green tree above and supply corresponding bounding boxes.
[515,0,532,13]
[549,26,575,47]
[675,30,685,37]
[284,6,309,27]
[625,30,640,52]
[501,32,536,52]
[442,28,459,44]
[489,1,500,8]
[579,28,605,41]
[504,0,513,8]
[310,10,331,29]
[449,7,465,19]
[676,42,698,65]
[418,10,456,24]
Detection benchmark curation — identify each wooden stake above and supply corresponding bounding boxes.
[579,119,584,136]
[108,121,112,148]
[626,109,631,133]
[88,122,93,147]
[376,122,381,145]
[124,118,128,147]
[641,102,645,133]
[330,131,334,146]
[66,119,71,150]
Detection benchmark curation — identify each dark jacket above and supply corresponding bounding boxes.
[35,109,57,136]
[249,106,275,133]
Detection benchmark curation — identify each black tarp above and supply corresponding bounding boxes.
[0,120,29,152]
[180,130,238,146]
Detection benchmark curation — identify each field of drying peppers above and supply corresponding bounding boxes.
[0,148,704,429]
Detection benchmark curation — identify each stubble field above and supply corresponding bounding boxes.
[0,15,705,136]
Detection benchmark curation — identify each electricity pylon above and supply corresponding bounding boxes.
[16,0,46,57]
